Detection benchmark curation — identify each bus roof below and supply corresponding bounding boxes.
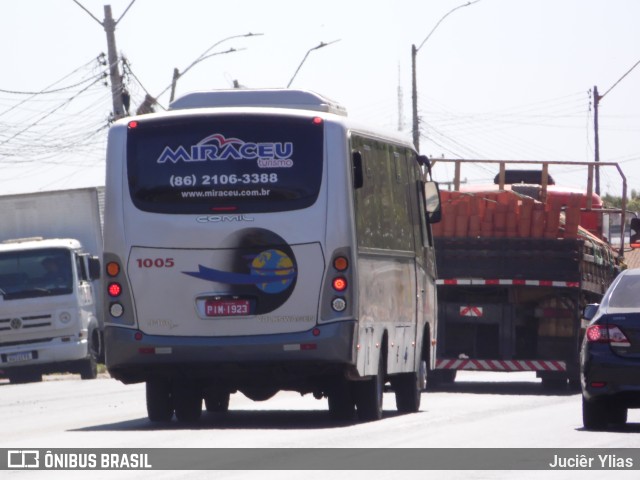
[169,89,348,116]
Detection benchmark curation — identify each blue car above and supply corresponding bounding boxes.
[580,268,640,430]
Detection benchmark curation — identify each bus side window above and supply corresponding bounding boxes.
[352,150,364,189]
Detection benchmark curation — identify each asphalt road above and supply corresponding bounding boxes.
[2,371,638,480]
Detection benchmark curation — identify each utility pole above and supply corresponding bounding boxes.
[73,1,134,120]
[591,58,640,196]
[411,1,482,152]
[104,5,125,120]
[593,85,600,195]
[411,44,419,149]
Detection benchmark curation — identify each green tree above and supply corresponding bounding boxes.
[602,193,640,213]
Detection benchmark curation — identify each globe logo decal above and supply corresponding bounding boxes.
[250,249,294,293]
[182,247,297,295]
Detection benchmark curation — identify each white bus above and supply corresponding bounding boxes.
[103,89,441,423]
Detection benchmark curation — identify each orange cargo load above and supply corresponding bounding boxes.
[434,189,593,241]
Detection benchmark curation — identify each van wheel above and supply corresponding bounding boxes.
[354,353,384,421]
[146,379,174,422]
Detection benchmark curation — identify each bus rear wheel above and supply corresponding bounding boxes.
[327,379,355,421]
[173,380,202,423]
[392,370,422,413]
[354,353,384,422]
[204,391,230,413]
[146,379,173,422]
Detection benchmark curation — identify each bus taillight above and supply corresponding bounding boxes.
[331,297,347,312]
[333,256,348,271]
[332,277,347,291]
[108,282,122,297]
[106,261,120,277]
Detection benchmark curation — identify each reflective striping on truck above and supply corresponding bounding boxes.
[436,279,580,287]
[435,359,567,371]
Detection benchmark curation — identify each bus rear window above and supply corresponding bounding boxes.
[126,114,324,214]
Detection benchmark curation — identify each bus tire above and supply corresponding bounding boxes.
[146,379,174,422]
[354,352,384,422]
[173,380,202,423]
[204,391,230,413]
[327,379,355,421]
[392,370,422,413]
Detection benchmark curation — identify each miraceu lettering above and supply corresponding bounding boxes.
[157,133,293,163]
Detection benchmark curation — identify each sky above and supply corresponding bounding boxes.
[1,0,639,197]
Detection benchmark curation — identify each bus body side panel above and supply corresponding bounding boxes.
[350,134,426,378]
[356,252,417,377]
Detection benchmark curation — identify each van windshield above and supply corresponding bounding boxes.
[0,249,73,299]
[126,113,324,214]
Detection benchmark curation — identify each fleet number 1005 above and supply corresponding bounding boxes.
[136,258,175,268]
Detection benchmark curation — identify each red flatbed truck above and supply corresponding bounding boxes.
[429,159,627,389]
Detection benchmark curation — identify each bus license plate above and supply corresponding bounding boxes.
[205,299,251,317]
[6,351,34,363]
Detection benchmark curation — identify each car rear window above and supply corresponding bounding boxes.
[608,274,640,308]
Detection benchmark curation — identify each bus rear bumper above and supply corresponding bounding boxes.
[105,321,357,385]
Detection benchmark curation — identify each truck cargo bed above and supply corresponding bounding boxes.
[434,237,582,282]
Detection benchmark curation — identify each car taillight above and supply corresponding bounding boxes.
[586,324,631,347]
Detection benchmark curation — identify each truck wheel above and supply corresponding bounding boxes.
[204,391,231,413]
[146,379,174,422]
[9,371,42,384]
[78,356,98,380]
[354,353,384,422]
[392,370,422,413]
[79,330,100,380]
[541,377,567,391]
[327,379,355,421]
[582,396,608,430]
[173,380,202,423]
[427,369,456,390]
